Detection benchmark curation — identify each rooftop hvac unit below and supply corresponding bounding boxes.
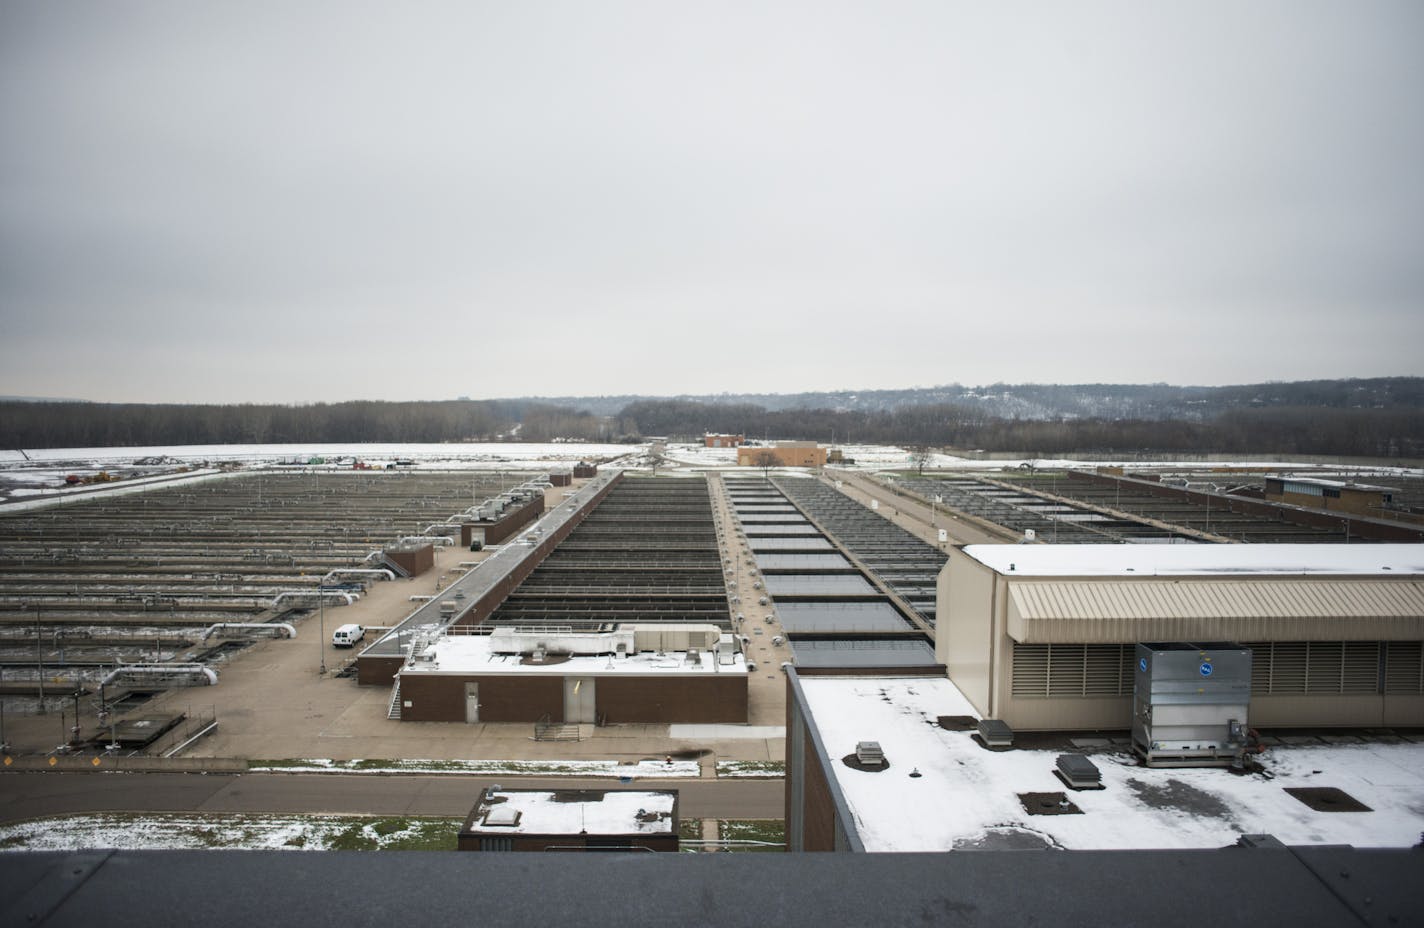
[1132,642,1253,768]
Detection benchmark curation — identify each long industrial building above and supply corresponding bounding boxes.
[367,474,751,724]
[937,543,1424,730]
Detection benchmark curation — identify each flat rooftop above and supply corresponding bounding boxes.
[962,543,1424,577]
[1269,475,1396,492]
[796,673,1424,852]
[462,789,676,837]
[402,633,747,677]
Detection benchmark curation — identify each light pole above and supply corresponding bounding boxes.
[318,587,328,675]
[35,604,45,714]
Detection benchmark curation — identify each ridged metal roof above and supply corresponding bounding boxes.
[1006,579,1424,643]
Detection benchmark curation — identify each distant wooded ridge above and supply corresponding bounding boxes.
[499,377,1424,420]
[1,377,1421,457]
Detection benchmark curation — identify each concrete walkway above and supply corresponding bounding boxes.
[0,771,785,823]
[829,470,1019,546]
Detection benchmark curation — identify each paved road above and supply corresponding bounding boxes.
[0,772,785,823]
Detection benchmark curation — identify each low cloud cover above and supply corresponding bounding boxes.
[2,1,1421,403]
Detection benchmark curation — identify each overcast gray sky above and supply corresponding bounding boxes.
[2,1,1421,404]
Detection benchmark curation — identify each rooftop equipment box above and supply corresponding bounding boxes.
[1132,642,1251,768]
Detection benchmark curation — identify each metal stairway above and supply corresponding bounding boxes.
[533,713,580,741]
[387,679,402,720]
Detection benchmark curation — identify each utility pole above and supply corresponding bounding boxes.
[35,604,45,714]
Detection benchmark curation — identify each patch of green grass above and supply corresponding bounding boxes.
[327,822,374,851]
[719,819,785,851]
[378,819,461,851]
[678,818,704,842]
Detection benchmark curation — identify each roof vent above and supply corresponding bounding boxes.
[855,741,886,767]
[482,807,522,827]
[1054,754,1103,791]
[977,719,1014,749]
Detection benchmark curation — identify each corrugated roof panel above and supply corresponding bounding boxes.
[1006,579,1424,643]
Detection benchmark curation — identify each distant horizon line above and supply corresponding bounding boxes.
[4,374,1421,407]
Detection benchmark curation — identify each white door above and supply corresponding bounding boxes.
[563,677,596,724]
[464,682,479,723]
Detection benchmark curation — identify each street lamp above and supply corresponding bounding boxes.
[318,587,328,675]
[35,604,45,715]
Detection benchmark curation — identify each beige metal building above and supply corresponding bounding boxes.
[737,442,827,468]
[937,544,1424,730]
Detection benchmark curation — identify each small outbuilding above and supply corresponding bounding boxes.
[458,787,679,852]
[395,623,748,723]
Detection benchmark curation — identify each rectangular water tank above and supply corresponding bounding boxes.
[1131,642,1251,768]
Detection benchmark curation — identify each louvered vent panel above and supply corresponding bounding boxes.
[1084,645,1125,696]
[1306,641,1343,694]
[1340,642,1381,695]
[1048,644,1086,697]
[1011,643,1050,697]
[1384,641,1423,695]
[1269,642,1308,694]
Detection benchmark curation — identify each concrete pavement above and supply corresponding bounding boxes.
[0,772,785,823]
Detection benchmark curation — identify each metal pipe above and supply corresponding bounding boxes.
[397,535,454,547]
[270,590,356,610]
[200,622,297,640]
[99,663,219,687]
[320,568,395,585]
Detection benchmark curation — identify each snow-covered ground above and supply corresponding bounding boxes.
[0,442,639,467]
[0,813,455,852]
[0,442,645,507]
[800,675,1424,852]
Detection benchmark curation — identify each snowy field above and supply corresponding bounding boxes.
[0,813,459,852]
[0,442,645,507]
[0,441,640,468]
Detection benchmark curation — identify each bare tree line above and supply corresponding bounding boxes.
[3,393,1421,459]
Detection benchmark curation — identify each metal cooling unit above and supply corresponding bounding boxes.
[1131,642,1252,768]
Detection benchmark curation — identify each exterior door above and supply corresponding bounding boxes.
[464,682,479,723]
[564,677,596,724]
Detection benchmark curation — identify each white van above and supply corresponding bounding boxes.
[332,624,365,648]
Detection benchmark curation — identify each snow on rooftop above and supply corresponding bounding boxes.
[798,675,1424,852]
[402,633,746,677]
[467,790,677,836]
[962,543,1424,577]
[1269,474,1395,491]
